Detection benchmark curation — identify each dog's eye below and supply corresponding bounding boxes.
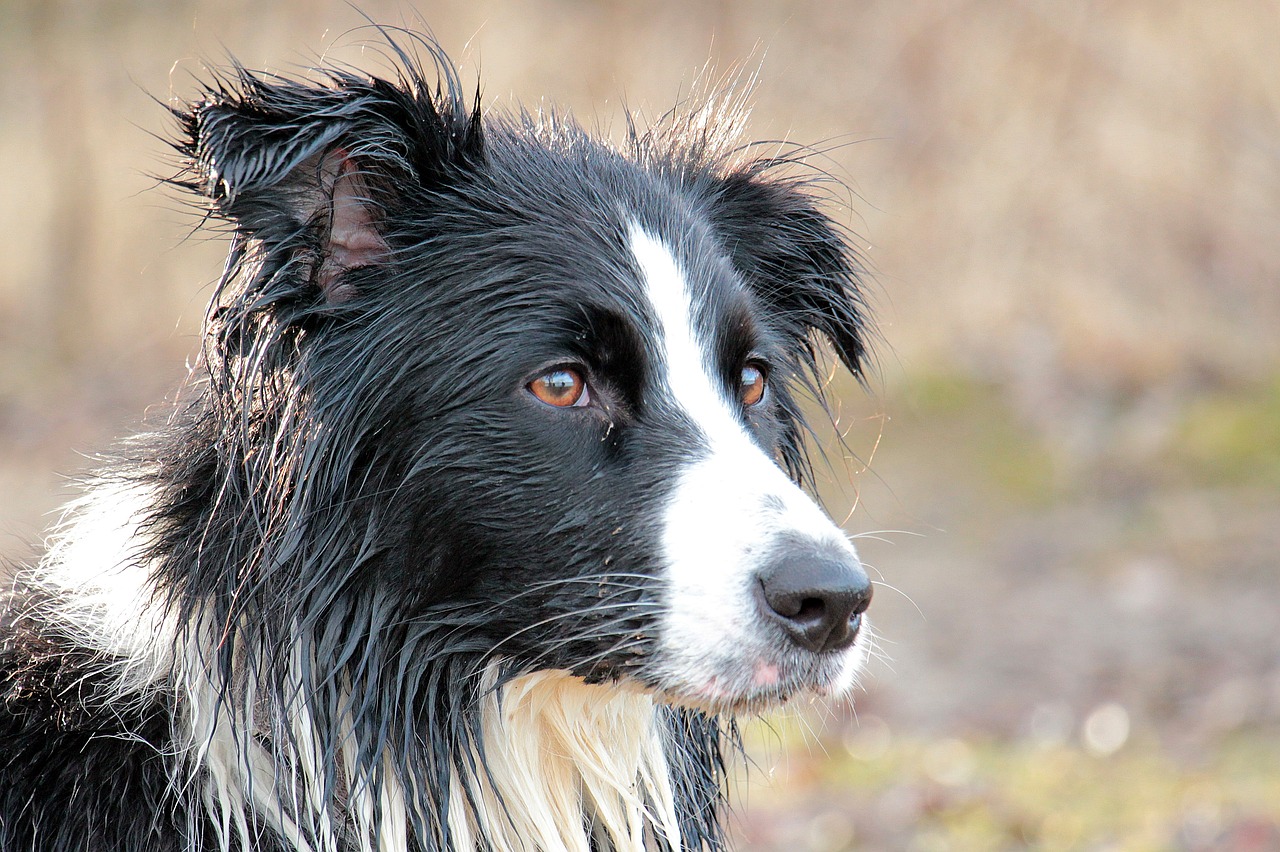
[740,363,767,407]
[528,368,590,408]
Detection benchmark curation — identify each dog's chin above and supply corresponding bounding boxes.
[639,641,869,716]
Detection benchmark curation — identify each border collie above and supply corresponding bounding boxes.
[1,31,874,852]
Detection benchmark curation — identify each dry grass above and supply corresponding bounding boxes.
[2,1,1276,846]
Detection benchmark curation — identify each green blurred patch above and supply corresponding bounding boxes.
[901,371,1058,504]
[1175,375,1280,486]
[742,718,1280,851]
[903,371,987,415]
[894,369,1280,494]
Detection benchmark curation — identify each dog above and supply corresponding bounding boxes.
[0,31,874,852]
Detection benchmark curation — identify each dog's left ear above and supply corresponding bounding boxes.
[709,171,870,379]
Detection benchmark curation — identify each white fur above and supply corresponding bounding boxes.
[450,667,680,852]
[37,479,177,698]
[190,660,679,852]
[628,225,865,700]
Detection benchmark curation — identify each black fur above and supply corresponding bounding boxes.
[1,30,869,852]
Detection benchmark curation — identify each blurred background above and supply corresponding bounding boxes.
[1,1,1277,848]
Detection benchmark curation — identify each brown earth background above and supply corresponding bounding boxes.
[2,2,1277,849]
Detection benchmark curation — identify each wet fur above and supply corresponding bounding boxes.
[0,32,869,852]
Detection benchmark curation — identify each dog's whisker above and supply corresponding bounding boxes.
[868,578,925,619]
[849,528,924,545]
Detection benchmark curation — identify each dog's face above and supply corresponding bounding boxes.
[185,68,872,714]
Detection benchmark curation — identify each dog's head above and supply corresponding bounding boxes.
[174,43,873,715]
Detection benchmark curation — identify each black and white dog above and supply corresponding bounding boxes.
[1,32,875,852]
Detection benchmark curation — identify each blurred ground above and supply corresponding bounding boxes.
[2,1,1277,849]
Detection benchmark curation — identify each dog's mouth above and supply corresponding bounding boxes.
[540,614,870,711]
[543,557,873,715]
[626,624,872,715]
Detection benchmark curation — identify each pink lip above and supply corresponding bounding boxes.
[752,662,780,687]
[690,662,786,706]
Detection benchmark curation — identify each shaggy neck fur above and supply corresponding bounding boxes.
[448,671,681,852]
[190,662,684,852]
[35,484,695,852]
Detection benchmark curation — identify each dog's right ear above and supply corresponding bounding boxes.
[176,66,483,303]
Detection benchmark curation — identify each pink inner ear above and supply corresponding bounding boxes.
[318,151,389,303]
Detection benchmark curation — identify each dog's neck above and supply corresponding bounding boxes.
[188,660,685,852]
[447,669,682,852]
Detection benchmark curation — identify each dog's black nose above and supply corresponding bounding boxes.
[757,549,872,654]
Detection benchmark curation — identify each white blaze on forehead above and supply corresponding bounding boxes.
[627,224,861,691]
[626,225,737,440]
[626,221,840,526]
[625,223,839,522]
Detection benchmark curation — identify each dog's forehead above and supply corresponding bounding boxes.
[467,160,753,339]
[482,135,734,274]
[563,225,755,370]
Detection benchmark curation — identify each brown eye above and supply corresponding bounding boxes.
[740,363,766,407]
[528,368,590,408]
